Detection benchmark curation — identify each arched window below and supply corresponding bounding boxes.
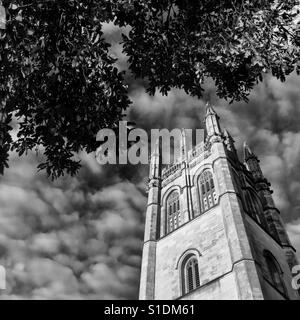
[264,251,287,296]
[198,170,217,213]
[182,255,200,294]
[166,191,181,233]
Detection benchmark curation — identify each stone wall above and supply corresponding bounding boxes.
[155,207,233,299]
[245,215,300,300]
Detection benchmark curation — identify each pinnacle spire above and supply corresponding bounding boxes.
[223,129,236,153]
[243,141,265,182]
[223,129,233,140]
[205,102,218,118]
[243,141,256,161]
[205,102,221,138]
[152,138,160,157]
[180,128,189,161]
[150,138,161,180]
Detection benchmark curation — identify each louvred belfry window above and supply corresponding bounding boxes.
[183,256,200,294]
[166,191,181,233]
[198,170,217,213]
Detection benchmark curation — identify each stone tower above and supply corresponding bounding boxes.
[139,103,299,300]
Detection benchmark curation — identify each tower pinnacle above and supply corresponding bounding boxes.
[205,102,222,138]
[149,139,161,180]
[205,102,218,117]
[223,129,237,154]
[243,141,265,182]
[243,142,257,161]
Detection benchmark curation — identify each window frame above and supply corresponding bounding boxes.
[166,190,181,234]
[197,170,218,214]
[181,254,201,295]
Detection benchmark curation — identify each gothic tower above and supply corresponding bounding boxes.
[139,103,299,300]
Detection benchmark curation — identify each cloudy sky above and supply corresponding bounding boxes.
[0,23,300,299]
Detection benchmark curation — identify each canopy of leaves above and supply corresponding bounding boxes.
[114,0,300,99]
[0,0,299,178]
[0,0,130,179]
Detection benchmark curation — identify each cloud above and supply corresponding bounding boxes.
[0,151,145,299]
[102,22,130,72]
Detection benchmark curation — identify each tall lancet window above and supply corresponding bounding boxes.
[166,191,181,233]
[182,255,200,294]
[198,170,217,213]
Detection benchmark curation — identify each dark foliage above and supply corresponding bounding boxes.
[0,0,299,178]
